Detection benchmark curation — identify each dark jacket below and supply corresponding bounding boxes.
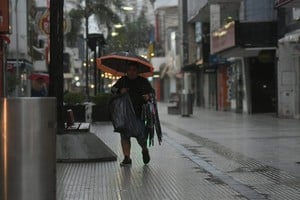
[112,76,153,117]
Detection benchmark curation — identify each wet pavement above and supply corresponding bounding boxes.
[57,103,300,200]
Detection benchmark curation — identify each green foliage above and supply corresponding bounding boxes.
[106,9,153,53]
[65,9,85,47]
[65,1,122,47]
[64,92,86,105]
[91,93,112,105]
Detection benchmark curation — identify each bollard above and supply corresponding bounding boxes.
[85,102,93,123]
[0,97,57,200]
[180,93,194,117]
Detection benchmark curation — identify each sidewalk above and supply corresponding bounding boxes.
[57,103,300,200]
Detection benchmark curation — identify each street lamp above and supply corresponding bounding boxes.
[87,33,106,95]
[84,1,108,96]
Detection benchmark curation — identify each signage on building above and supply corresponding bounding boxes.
[274,0,292,7]
[36,9,71,35]
[211,21,236,54]
[0,0,9,33]
[195,22,202,43]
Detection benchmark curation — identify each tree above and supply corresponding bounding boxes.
[65,0,122,47]
[106,8,154,54]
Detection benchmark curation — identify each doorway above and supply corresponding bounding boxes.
[249,52,276,113]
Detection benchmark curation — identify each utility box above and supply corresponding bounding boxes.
[0,97,57,200]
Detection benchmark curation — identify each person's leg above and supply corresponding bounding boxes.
[121,136,131,158]
[120,135,132,166]
[138,138,150,164]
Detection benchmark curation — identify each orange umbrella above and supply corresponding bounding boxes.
[97,52,154,78]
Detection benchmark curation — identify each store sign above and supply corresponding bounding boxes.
[274,0,292,7]
[211,21,236,54]
[36,9,71,35]
[0,0,10,33]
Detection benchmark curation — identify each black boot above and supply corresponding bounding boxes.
[120,156,132,166]
[142,149,150,164]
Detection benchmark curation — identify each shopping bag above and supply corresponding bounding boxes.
[109,93,144,138]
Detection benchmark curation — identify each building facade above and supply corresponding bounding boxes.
[276,0,300,118]
[153,2,180,102]
[183,0,278,114]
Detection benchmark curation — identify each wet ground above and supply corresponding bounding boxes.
[57,103,300,200]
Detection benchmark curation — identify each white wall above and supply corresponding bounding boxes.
[8,0,29,59]
[277,42,300,118]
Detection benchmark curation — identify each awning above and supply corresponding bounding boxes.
[188,4,209,23]
[275,0,300,8]
[279,30,300,43]
[215,46,277,58]
[209,55,230,65]
[182,63,200,72]
[7,59,33,70]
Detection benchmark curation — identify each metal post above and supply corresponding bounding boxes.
[94,42,97,95]
[98,44,104,93]
[95,40,103,94]
[14,0,20,96]
[85,0,90,99]
[0,38,5,97]
[49,0,64,133]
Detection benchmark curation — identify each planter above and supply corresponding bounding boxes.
[91,93,112,122]
[64,105,86,122]
[92,105,111,122]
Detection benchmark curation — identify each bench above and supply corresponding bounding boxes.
[65,109,90,132]
[65,122,90,132]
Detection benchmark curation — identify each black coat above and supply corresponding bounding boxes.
[112,76,153,117]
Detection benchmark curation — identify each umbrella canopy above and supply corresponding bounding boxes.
[97,52,154,77]
[28,73,49,84]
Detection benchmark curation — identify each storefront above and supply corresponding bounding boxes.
[211,21,277,113]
